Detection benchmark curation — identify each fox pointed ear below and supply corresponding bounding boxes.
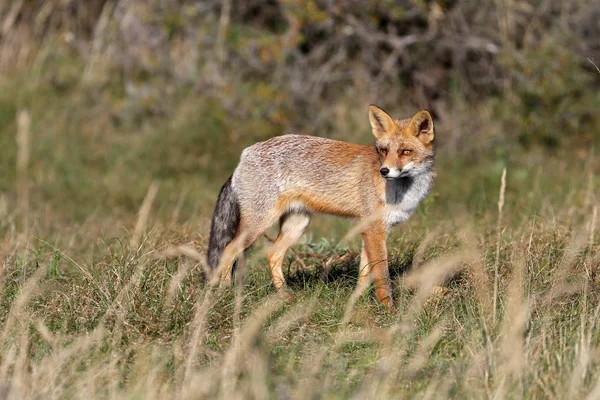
[368,105,395,140]
[409,110,434,144]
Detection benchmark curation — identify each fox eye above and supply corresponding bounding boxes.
[379,147,389,156]
[402,149,413,155]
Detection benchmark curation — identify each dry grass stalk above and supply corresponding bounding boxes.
[184,288,215,381]
[233,254,246,332]
[411,225,443,270]
[588,57,600,74]
[16,109,30,232]
[101,252,154,324]
[220,295,283,398]
[421,370,454,400]
[333,324,400,398]
[462,226,494,319]
[34,319,56,350]
[587,205,597,284]
[1,1,23,35]
[339,209,385,244]
[403,249,468,316]
[25,326,105,398]
[568,301,600,398]
[493,167,507,323]
[216,0,231,67]
[404,321,446,379]
[160,243,210,277]
[131,181,159,250]
[266,297,315,343]
[341,271,372,325]
[542,226,589,306]
[590,206,597,247]
[496,250,529,396]
[163,259,193,311]
[1,263,45,345]
[83,0,114,82]
[295,348,329,399]
[170,187,189,226]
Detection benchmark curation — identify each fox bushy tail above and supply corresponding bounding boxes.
[207,176,241,270]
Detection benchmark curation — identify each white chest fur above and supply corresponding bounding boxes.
[384,174,433,227]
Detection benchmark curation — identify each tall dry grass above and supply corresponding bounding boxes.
[1,156,599,398]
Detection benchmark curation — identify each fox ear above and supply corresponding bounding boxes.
[409,110,434,144]
[368,105,395,140]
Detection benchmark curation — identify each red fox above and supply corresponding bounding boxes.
[207,105,435,310]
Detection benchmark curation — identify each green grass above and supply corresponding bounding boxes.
[1,33,600,399]
[1,149,599,397]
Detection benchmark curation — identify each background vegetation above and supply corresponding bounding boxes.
[0,0,599,398]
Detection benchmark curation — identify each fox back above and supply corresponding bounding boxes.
[231,106,435,226]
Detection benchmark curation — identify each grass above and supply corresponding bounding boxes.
[1,126,599,398]
[1,27,599,398]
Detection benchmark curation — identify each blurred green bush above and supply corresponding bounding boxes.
[1,0,597,147]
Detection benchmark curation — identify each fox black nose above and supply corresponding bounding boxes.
[380,167,390,177]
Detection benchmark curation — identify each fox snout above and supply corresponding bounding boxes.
[379,167,402,179]
[380,167,401,179]
[380,163,414,179]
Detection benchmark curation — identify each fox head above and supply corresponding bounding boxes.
[368,105,435,180]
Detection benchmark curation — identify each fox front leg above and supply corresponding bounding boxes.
[362,224,394,311]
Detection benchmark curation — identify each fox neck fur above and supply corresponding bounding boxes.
[384,173,434,227]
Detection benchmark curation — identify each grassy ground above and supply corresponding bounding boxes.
[1,26,600,397]
[1,89,600,398]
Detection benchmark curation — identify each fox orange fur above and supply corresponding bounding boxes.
[207,105,435,310]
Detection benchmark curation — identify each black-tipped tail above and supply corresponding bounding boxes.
[207,176,241,270]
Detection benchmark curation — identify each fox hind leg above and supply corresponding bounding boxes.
[267,212,311,300]
[217,215,275,287]
[216,233,247,287]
